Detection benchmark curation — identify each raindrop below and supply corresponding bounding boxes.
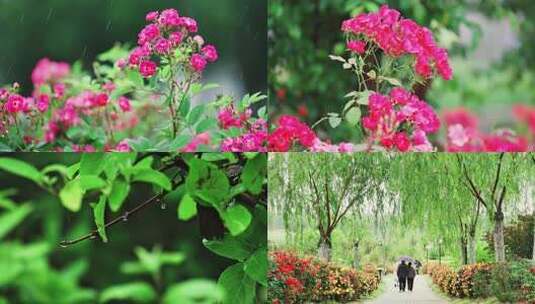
[46,8,53,23]
[19,14,25,24]
[106,20,112,32]
[59,241,69,248]
[160,202,167,210]
[90,235,97,240]
[123,212,129,222]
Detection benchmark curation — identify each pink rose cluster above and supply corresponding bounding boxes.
[217,106,268,152]
[31,58,70,86]
[128,8,218,78]
[267,115,356,152]
[342,5,453,80]
[362,88,440,152]
[444,108,529,152]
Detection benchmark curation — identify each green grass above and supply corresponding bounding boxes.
[425,276,501,304]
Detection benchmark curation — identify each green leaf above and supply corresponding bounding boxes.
[60,179,85,212]
[100,282,156,303]
[188,104,205,125]
[169,135,190,150]
[203,237,253,262]
[41,164,69,177]
[178,193,197,221]
[0,204,32,240]
[222,205,252,236]
[186,158,230,206]
[328,116,342,128]
[0,158,43,184]
[218,263,256,304]
[345,107,362,126]
[163,279,224,304]
[241,154,266,195]
[66,163,80,179]
[244,247,267,286]
[93,196,108,242]
[80,154,106,176]
[196,118,218,133]
[80,175,107,191]
[132,169,171,191]
[108,179,130,212]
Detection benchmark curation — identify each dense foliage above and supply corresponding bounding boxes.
[268,250,379,303]
[0,152,267,303]
[425,261,535,303]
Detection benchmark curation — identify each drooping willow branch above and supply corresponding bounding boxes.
[59,192,167,247]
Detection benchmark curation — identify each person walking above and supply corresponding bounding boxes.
[396,261,408,292]
[407,262,416,292]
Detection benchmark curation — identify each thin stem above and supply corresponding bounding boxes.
[59,192,166,247]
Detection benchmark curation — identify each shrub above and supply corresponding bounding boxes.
[268,250,380,303]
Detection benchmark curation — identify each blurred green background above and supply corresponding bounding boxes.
[0,153,233,303]
[268,0,535,145]
[0,0,267,96]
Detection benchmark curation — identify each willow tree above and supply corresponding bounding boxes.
[269,153,389,261]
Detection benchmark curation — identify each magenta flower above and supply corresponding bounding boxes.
[118,96,131,112]
[202,45,219,63]
[190,54,207,72]
[36,94,50,113]
[5,94,24,113]
[347,40,366,54]
[139,60,157,78]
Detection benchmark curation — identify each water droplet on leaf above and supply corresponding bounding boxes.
[160,202,167,210]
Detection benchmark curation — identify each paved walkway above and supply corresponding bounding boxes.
[362,275,448,304]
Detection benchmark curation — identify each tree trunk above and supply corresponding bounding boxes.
[353,243,359,269]
[318,237,332,262]
[494,211,506,262]
[468,232,477,264]
[460,237,468,265]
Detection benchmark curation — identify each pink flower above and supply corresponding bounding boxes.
[218,107,243,129]
[31,58,70,86]
[36,94,50,113]
[154,38,172,55]
[0,89,8,100]
[179,17,198,33]
[146,11,159,22]
[347,40,366,54]
[139,60,157,78]
[137,24,160,45]
[169,32,183,46]
[190,54,207,72]
[202,45,218,63]
[448,124,470,147]
[53,83,66,99]
[118,96,131,112]
[5,94,24,113]
[341,5,453,80]
[159,9,180,27]
[102,82,116,93]
[268,115,317,151]
[182,133,211,152]
[114,140,131,152]
[94,93,109,107]
[394,132,410,152]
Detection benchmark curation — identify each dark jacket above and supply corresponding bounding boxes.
[408,267,416,279]
[397,263,408,278]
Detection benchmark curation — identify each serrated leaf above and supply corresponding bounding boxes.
[188,105,205,125]
[244,247,267,286]
[108,179,130,212]
[328,116,342,128]
[241,154,266,195]
[60,179,85,212]
[186,158,229,206]
[345,107,362,126]
[218,263,256,304]
[132,169,171,191]
[80,175,106,191]
[178,194,197,221]
[0,158,43,184]
[222,205,252,236]
[80,154,106,176]
[93,196,107,242]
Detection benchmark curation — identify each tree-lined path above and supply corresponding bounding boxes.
[363,275,447,304]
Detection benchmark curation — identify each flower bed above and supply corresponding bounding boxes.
[425,261,535,302]
[268,250,380,303]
